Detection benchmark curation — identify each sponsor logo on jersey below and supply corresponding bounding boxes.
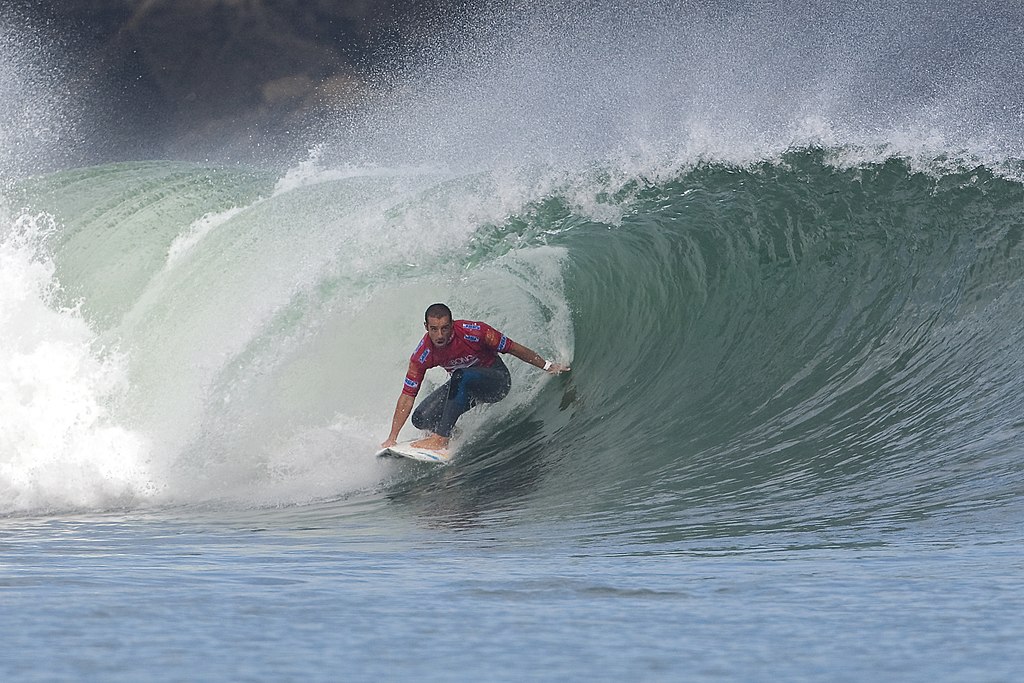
[444,355,480,370]
[417,347,430,363]
[404,377,420,389]
[498,335,509,351]
[462,323,481,330]
[465,334,480,342]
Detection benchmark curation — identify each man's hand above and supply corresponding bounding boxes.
[545,362,570,375]
[380,437,398,449]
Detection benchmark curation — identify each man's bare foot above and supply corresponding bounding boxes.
[411,434,449,451]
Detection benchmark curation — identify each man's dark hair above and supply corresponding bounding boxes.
[424,303,453,323]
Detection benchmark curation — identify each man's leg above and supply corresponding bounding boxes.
[434,362,511,438]
[411,381,452,435]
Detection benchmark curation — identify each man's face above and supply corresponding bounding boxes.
[425,315,454,348]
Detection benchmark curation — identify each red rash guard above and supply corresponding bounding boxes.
[402,320,517,397]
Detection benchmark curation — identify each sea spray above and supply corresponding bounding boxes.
[0,210,154,513]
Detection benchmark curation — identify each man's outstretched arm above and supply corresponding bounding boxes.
[507,342,570,374]
[382,393,415,448]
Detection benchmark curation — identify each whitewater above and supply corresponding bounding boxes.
[2,1,1023,681]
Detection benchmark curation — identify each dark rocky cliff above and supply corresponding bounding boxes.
[8,0,466,161]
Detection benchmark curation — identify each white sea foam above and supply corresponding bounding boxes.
[0,210,156,513]
[165,206,248,267]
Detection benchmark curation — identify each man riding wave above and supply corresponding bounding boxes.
[381,303,570,452]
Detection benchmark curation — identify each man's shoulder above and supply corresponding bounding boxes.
[454,320,494,339]
[455,320,500,333]
[410,335,432,364]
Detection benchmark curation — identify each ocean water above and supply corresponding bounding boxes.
[3,1,1024,681]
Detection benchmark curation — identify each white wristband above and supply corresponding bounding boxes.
[543,360,552,371]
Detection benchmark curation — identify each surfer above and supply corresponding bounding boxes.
[381,303,570,452]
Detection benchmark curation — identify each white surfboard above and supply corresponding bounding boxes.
[375,441,451,464]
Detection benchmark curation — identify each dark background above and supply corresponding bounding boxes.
[6,0,477,162]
